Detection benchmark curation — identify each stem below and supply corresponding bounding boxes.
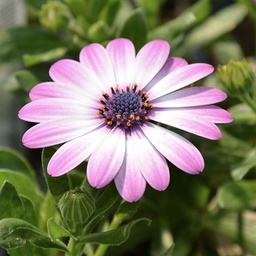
[65,237,83,256]
[242,93,256,113]
[94,214,124,256]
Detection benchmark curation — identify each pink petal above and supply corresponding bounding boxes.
[48,125,109,176]
[106,38,135,89]
[87,126,126,188]
[29,82,87,101]
[150,109,221,140]
[141,122,204,174]
[49,59,102,97]
[79,43,116,93]
[22,118,102,148]
[152,86,227,107]
[131,40,170,88]
[114,130,147,202]
[148,63,214,100]
[144,57,188,92]
[18,98,98,123]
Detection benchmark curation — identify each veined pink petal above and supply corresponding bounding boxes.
[87,126,126,188]
[106,38,135,89]
[141,122,204,174]
[150,110,221,140]
[49,59,102,97]
[114,131,147,202]
[18,98,99,122]
[29,82,87,101]
[131,40,170,88]
[148,63,214,100]
[165,105,233,123]
[79,43,116,93]
[144,57,188,92]
[152,86,227,107]
[22,118,103,148]
[48,125,109,176]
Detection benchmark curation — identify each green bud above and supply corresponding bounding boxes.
[58,187,95,224]
[39,2,70,31]
[218,59,254,97]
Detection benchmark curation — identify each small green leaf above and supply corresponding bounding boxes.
[42,147,70,204]
[218,180,256,210]
[99,0,121,27]
[47,218,72,240]
[176,3,247,56]
[0,147,35,181]
[116,200,141,221]
[88,21,110,42]
[23,47,67,67]
[80,218,151,246]
[0,170,43,210]
[228,103,256,123]
[117,8,147,51]
[0,218,68,251]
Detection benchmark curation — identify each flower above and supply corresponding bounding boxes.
[18,38,233,202]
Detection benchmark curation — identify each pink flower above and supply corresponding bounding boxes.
[19,38,232,202]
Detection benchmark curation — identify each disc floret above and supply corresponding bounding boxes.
[98,84,153,128]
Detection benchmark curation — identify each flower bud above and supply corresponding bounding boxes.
[218,59,254,97]
[39,2,70,31]
[58,187,95,224]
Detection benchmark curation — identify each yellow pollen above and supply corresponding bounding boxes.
[96,110,101,115]
[101,105,106,109]
[116,114,122,119]
[129,114,135,119]
[144,116,149,120]
[107,121,112,126]
[143,103,148,107]
[126,121,131,127]
[135,116,140,121]
[149,103,153,108]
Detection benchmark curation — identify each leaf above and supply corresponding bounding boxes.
[23,47,67,67]
[0,218,68,251]
[162,243,175,256]
[80,218,151,246]
[42,147,70,204]
[117,8,147,51]
[47,218,72,240]
[0,27,68,64]
[176,3,247,56]
[99,0,121,27]
[0,147,35,181]
[87,21,110,42]
[116,200,141,221]
[149,0,210,41]
[218,180,256,210]
[228,103,256,124]
[0,169,43,211]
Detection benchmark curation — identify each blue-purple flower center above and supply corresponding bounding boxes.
[97,84,153,128]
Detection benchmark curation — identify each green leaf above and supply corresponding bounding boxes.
[0,218,68,251]
[117,8,147,51]
[116,200,141,221]
[218,180,256,210]
[99,0,121,27]
[228,103,256,124]
[0,27,68,64]
[80,218,151,245]
[88,21,110,42]
[23,47,67,67]
[149,0,210,41]
[0,147,35,181]
[162,243,175,256]
[176,3,247,56]
[42,147,70,204]
[0,169,43,210]
[47,218,71,240]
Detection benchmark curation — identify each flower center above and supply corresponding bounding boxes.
[97,84,153,128]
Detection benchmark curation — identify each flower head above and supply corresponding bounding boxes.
[19,38,232,202]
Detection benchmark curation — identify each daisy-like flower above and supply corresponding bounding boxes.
[19,38,232,202]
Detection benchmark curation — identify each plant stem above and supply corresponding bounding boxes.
[65,237,83,256]
[242,93,256,113]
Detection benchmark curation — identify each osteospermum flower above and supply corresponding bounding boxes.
[18,38,232,202]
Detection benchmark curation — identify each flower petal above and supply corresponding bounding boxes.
[49,59,102,97]
[29,82,87,101]
[114,130,147,202]
[79,43,116,93]
[22,118,102,148]
[141,122,204,174]
[132,40,170,88]
[150,109,221,140]
[152,86,227,107]
[144,57,188,92]
[87,126,126,188]
[148,63,214,100]
[18,98,98,122]
[48,125,109,176]
[106,38,135,89]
